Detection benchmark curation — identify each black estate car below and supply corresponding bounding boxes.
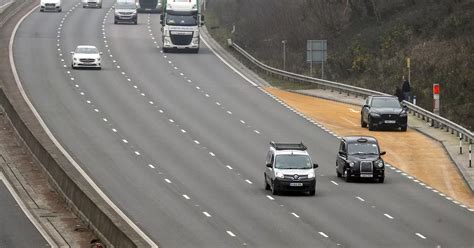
[336,136,386,183]
[361,96,408,131]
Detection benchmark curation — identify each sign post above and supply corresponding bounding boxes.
[307,40,327,79]
[407,57,411,84]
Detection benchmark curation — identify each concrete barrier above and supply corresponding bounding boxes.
[0,87,152,247]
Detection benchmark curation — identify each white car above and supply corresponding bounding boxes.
[40,0,62,12]
[82,0,102,8]
[71,45,102,70]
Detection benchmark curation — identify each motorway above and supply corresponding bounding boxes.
[11,0,474,247]
[0,172,50,247]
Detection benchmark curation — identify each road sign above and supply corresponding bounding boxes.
[306,40,327,79]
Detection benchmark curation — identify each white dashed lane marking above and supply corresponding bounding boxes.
[148,164,155,169]
[226,165,233,170]
[291,212,300,218]
[202,212,211,217]
[330,180,339,186]
[164,179,172,184]
[182,194,190,200]
[226,231,236,237]
[245,179,252,185]
[319,232,329,238]
[356,196,365,202]
[384,214,394,219]
[266,195,274,200]
[415,233,427,239]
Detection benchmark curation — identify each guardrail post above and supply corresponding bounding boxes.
[459,133,463,154]
[469,142,472,168]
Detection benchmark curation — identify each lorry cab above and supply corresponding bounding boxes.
[160,0,204,53]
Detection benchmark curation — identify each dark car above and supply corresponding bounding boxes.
[336,136,386,183]
[361,96,408,131]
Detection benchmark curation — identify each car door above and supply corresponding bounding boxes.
[265,152,274,184]
[362,97,371,123]
[336,140,347,174]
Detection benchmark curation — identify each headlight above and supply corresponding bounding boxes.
[275,171,284,178]
[375,160,384,168]
[349,161,355,167]
[308,170,315,178]
[370,112,380,117]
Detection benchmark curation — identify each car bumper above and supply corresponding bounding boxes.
[115,15,137,22]
[163,37,199,49]
[83,2,101,7]
[371,116,407,128]
[347,168,384,179]
[73,62,101,68]
[273,178,316,192]
[40,6,61,11]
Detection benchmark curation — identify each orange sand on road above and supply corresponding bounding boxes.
[266,87,474,208]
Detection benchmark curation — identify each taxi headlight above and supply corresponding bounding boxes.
[375,160,384,168]
[275,171,284,179]
[349,161,355,167]
[308,170,315,178]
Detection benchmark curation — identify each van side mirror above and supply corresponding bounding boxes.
[363,104,370,109]
[338,151,346,157]
[266,163,272,168]
[313,163,319,168]
[380,151,386,156]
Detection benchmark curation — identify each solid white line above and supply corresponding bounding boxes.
[182,194,190,200]
[384,214,394,219]
[148,164,155,169]
[201,37,258,87]
[291,212,300,218]
[164,179,172,184]
[266,195,274,200]
[415,233,427,239]
[356,196,365,202]
[245,179,252,184]
[9,5,157,247]
[226,231,236,237]
[203,212,211,217]
[1,173,57,247]
[330,180,339,186]
[319,232,329,238]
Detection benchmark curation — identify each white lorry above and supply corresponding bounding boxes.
[160,0,204,53]
[40,0,62,12]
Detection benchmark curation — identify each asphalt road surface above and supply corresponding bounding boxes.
[0,173,50,247]
[11,0,474,247]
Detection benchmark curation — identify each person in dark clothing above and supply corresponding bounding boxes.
[402,76,411,102]
[394,86,404,102]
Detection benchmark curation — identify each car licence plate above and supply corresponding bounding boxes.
[290,183,303,187]
[385,120,396,124]
[360,174,373,178]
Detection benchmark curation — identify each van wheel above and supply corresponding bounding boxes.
[271,182,278,195]
[378,177,385,183]
[336,170,342,178]
[57,8,62,12]
[401,126,407,132]
[309,189,315,196]
[40,9,44,12]
[264,174,270,190]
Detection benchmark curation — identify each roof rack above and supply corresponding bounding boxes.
[270,141,307,151]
